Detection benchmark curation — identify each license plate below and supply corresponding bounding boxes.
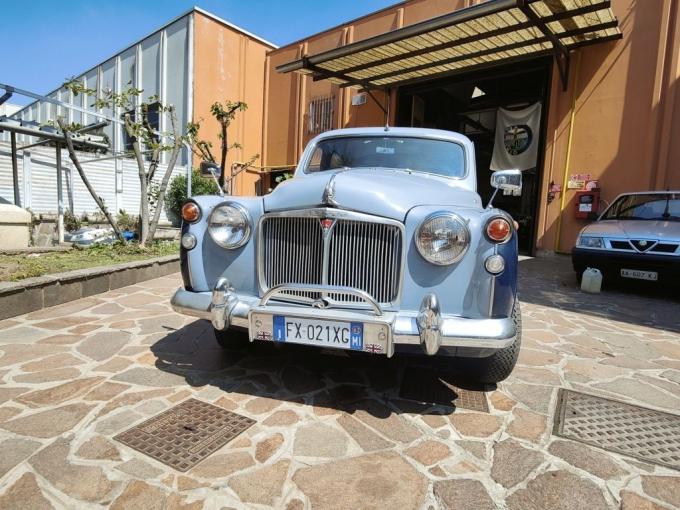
[272,316,364,351]
[621,269,658,281]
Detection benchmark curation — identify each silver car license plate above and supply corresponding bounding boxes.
[272,316,364,351]
[621,269,658,281]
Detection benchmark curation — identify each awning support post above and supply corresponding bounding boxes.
[517,0,571,91]
[10,132,20,207]
[56,144,64,244]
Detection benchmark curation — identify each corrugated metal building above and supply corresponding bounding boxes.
[0,7,275,217]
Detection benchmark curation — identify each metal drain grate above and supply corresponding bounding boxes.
[115,398,255,472]
[399,367,489,412]
[553,389,680,471]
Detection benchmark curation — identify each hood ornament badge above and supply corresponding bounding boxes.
[319,218,335,233]
[322,174,339,207]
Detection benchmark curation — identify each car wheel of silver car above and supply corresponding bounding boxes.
[213,328,249,350]
[467,300,522,384]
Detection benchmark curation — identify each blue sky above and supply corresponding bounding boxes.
[1,0,398,105]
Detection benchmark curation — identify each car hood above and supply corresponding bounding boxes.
[263,168,483,220]
[583,219,680,240]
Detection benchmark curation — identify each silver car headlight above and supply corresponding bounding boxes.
[577,236,603,249]
[208,203,251,249]
[416,212,470,265]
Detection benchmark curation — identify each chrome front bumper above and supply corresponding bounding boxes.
[170,279,517,357]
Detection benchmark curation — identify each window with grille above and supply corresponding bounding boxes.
[307,95,335,135]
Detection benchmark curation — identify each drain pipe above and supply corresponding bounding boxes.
[554,51,581,253]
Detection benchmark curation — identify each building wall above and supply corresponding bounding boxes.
[263,0,473,166]
[192,11,274,196]
[0,142,184,221]
[538,0,680,253]
[263,0,680,252]
[4,13,193,165]
[0,13,196,216]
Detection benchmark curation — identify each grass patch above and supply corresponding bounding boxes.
[0,241,179,282]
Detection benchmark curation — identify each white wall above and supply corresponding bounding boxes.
[0,141,187,221]
[0,103,21,117]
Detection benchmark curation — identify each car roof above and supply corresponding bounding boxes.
[616,191,680,195]
[311,126,473,145]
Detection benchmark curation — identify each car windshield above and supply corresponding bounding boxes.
[304,136,466,178]
[602,193,680,221]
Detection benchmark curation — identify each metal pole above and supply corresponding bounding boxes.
[56,144,64,243]
[187,159,193,198]
[10,132,20,207]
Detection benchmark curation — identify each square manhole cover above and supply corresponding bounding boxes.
[399,367,489,412]
[115,398,255,472]
[554,389,680,471]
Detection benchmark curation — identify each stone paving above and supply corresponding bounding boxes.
[0,256,678,509]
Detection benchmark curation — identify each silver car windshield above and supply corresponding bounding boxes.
[603,193,680,222]
[305,136,466,178]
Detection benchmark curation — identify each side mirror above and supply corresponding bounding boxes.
[490,169,522,193]
[200,161,222,179]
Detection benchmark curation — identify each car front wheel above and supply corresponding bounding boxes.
[467,300,522,384]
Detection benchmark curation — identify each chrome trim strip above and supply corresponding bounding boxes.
[260,284,383,316]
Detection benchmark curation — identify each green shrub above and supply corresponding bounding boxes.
[63,210,81,232]
[165,169,220,223]
[116,210,139,232]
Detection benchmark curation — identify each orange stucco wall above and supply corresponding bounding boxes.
[262,0,680,252]
[192,11,273,195]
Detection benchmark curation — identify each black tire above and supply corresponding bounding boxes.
[467,300,522,384]
[213,328,249,350]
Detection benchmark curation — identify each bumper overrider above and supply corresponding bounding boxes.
[171,278,517,357]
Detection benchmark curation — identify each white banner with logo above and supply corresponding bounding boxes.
[490,102,542,171]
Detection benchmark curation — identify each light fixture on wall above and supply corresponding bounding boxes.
[471,86,486,99]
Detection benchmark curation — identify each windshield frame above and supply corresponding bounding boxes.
[600,192,680,222]
[299,134,469,180]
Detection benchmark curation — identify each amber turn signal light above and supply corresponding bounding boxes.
[486,217,512,243]
[181,202,201,223]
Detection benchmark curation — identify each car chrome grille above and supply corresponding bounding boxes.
[260,213,403,305]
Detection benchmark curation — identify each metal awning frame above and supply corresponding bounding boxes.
[279,0,622,92]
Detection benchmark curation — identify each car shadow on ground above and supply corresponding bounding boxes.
[150,319,494,418]
[518,255,680,333]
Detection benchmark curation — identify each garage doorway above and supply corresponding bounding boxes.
[396,58,552,255]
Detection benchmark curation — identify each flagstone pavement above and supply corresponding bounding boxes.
[0,256,678,509]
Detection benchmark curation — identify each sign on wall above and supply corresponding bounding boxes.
[490,102,542,171]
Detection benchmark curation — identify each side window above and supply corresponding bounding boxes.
[307,147,322,172]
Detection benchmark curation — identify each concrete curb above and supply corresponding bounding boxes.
[0,255,179,320]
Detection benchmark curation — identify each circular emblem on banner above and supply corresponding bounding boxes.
[504,124,533,155]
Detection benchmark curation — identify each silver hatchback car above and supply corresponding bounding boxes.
[572,191,680,286]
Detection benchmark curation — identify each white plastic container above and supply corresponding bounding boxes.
[581,267,603,293]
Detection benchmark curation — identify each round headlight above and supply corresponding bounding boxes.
[416,212,470,265]
[208,203,251,249]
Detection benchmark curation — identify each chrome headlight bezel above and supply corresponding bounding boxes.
[415,212,470,266]
[208,202,252,249]
[577,236,604,249]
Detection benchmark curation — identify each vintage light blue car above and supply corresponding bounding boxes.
[171,127,522,383]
